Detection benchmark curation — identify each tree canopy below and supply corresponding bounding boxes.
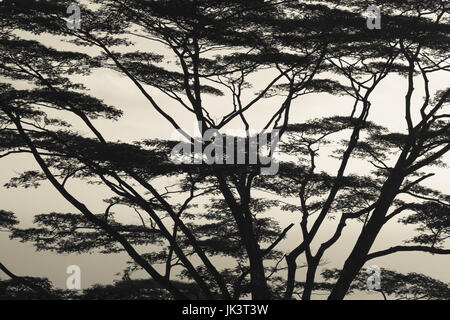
[0,0,449,300]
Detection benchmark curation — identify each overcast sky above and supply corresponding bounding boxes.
[1,23,449,299]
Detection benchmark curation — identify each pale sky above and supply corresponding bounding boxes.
[1,22,449,300]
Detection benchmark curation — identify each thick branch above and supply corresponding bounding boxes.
[366,246,450,261]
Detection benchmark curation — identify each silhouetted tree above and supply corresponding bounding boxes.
[0,0,449,300]
[322,268,450,300]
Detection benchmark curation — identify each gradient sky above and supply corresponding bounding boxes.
[1,19,449,300]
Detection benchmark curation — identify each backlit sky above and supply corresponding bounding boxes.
[1,17,449,300]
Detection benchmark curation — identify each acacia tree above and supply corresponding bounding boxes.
[322,267,450,300]
[0,0,449,300]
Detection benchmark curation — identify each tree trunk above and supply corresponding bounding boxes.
[215,171,271,299]
[328,173,405,300]
[243,216,272,300]
[302,260,318,300]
